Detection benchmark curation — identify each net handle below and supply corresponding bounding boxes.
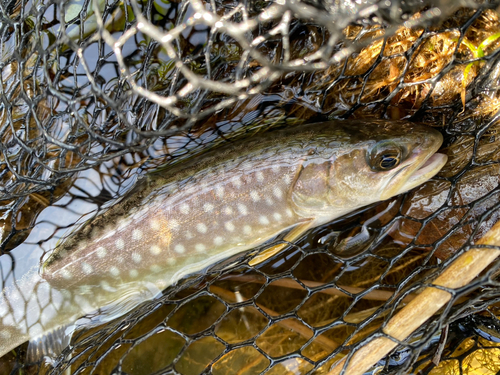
[327,219,500,375]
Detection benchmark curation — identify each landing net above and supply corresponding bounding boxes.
[2,0,500,374]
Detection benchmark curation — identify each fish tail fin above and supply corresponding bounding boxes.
[0,265,45,359]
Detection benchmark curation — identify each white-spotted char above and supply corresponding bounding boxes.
[0,120,447,359]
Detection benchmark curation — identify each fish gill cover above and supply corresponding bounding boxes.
[1,0,500,374]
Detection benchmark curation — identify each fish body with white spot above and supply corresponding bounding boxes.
[0,120,447,358]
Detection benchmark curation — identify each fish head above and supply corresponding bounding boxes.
[290,120,448,222]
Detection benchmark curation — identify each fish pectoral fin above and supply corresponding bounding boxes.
[26,281,162,364]
[78,280,163,330]
[27,324,75,364]
[248,219,315,266]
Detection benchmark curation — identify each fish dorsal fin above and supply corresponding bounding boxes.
[26,324,74,364]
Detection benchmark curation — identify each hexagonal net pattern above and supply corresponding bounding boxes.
[2,0,500,374]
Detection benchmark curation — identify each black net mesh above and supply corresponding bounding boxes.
[3,0,500,374]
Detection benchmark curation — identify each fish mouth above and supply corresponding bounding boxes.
[381,152,448,200]
[398,152,448,195]
[407,152,448,185]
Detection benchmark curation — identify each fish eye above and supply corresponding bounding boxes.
[368,142,403,171]
[379,154,400,169]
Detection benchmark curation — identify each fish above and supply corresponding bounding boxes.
[0,119,447,359]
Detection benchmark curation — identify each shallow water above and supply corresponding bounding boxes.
[3,2,500,375]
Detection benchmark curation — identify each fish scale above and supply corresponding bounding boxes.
[0,119,447,359]
[43,149,303,291]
